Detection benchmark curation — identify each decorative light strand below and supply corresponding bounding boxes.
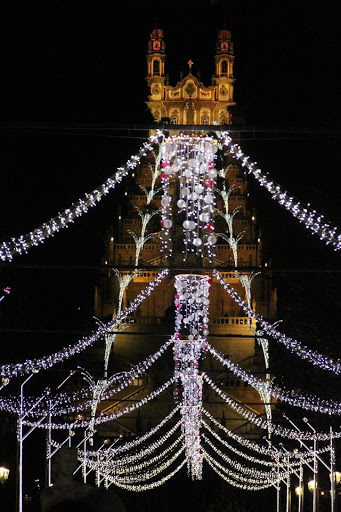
[219,131,341,252]
[203,434,288,480]
[0,269,168,380]
[206,342,341,416]
[91,407,180,457]
[22,377,174,430]
[213,269,341,374]
[3,339,174,418]
[203,450,278,490]
[107,446,185,484]
[202,380,341,441]
[0,138,161,262]
[95,435,182,473]
[106,459,187,492]
[203,410,321,457]
[201,421,277,467]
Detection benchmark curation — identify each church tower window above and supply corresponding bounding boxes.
[153,59,160,76]
[221,60,228,75]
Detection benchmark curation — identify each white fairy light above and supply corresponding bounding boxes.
[0,269,168,380]
[219,131,341,252]
[95,410,180,457]
[0,339,174,418]
[206,341,341,416]
[203,434,286,479]
[108,446,185,484]
[0,139,158,262]
[107,459,187,492]
[202,377,341,441]
[202,450,278,490]
[174,274,212,340]
[22,378,175,430]
[213,269,341,375]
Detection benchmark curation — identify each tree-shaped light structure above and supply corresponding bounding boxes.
[128,207,159,267]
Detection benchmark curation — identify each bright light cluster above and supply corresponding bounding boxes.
[174,274,211,340]
[220,131,341,252]
[173,274,210,480]
[81,411,186,492]
[160,135,218,261]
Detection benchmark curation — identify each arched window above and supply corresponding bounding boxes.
[221,60,228,75]
[153,59,160,76]
[201,111,210,124]
[170,110,179,124]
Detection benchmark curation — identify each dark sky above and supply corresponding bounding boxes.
[0,3,341,505]
[0,0,340,354]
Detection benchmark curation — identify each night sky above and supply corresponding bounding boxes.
[0,2,341,509]
[0,0,340,378]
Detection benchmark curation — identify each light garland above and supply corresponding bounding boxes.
[0,138,162,262]
[202,411,329,459]
[202,379,341,441]
[0,269,168,380]
[0,338,174,418]
[219,131,341,252]
[22,377,174,430]
[201,421,277,467]
[206,342,341,416]
[106,459,187,492]
[107,446,185,484]
[97,436,183,473]
[213,269,341,375]
[203,449,277,490]
[92,407,180,457]
[203,434,286,480]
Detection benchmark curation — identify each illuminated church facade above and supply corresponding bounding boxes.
[92,27,277,439]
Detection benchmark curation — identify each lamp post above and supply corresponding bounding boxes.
[284,414,336,512]
[303,417,318,512]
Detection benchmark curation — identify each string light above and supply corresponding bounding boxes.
[219,131,341,252]
[0,139,159,262]
[213,269,341,375]
[22,378,174,430]
[202,380,341,441]
[0,269,168,380]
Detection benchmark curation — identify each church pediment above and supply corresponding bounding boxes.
[166,74,215,101]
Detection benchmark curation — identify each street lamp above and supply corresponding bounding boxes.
[0,466,10,484]
[308,479,317,493]
[330,472,341,485]
[295,486,303,497]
